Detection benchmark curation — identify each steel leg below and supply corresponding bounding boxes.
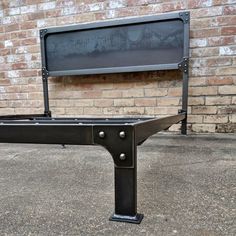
[109,146,143,224]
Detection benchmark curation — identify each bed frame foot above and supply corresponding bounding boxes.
[109,213,143,224]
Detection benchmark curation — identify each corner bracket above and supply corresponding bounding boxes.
[93,126,135,168]
[179,12,190,24]
[40,29,48,39]
[178,57,189,74]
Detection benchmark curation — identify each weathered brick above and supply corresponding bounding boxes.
[192,106,217,114]
[108,0,127,9]
[124,107,145,115]
[190,38,207,48]
[223,5,236,15]
[189,86,218,96]
[216,67,236,76]
[123,89,144,98]
[21,5,37,14]
[218,105,236,115]
[157,98,179,106]
[38,2,56,11]
[219,86,236,95]
[135,98,156,107]
[162,1,185,12]
[114,99,134,107]
[168,87,182,97]
[145,88,168,97]
[188,97,205,105]
[191,47,219,57]
[203,115,228,123]
[187,115,203,123]
[220,46,236,56]
[94,99,113,107]
[221,26,236,35]
[216,123,236,133]
[188,0,213,8]
[229,114,236,123]
[207,76,234,85]
[208,36,235,47]
[191,28,220,38]
[191,6,222,18]
[206,96,231,105]
[192,124,216,133]
[103,90,122,98]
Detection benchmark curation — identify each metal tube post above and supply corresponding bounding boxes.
[110,145,143,224]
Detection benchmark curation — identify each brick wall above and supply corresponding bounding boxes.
[0,0,235,133]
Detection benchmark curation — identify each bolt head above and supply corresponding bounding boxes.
[119,153,126,161]
[119,131,126,139]
[98,131,105,138]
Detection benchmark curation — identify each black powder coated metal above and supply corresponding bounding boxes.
[0,11,190,224]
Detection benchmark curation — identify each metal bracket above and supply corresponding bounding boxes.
[40,29,48,39]
[179,12,190,24]
[44,110,52,117]
[93,126,135,168]
[178,109,186,114]
[178,57,189,74]
[42,67,49,80]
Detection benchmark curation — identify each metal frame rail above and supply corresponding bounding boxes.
[0,11,190,224]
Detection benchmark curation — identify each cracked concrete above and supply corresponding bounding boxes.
[0,134,235,236]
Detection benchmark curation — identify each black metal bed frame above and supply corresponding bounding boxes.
[0,11,190,224]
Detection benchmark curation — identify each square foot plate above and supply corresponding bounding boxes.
[109,213,144,224]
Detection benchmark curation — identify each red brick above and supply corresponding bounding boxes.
[191,28,220,38]
[223,5,236,15]
[5,24,19,32]
[20,21,37,30]
[221,26,236,35]
[207,76,233,85]
[12,63,28,70]
[162,1,185,12]
[208,36,235,47]
[188,0,213,8]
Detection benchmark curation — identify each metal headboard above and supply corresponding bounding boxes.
[40,11,190,133]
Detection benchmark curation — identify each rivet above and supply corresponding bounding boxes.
[119,131,126,139]
[184,70,187,73]
[119,153,126,161]
[99,131,105,138]
[179,64,182,67]
[185,12,188,15]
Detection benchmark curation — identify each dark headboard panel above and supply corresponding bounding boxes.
[40,12,189,76]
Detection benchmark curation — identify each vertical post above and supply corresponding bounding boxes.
[42,69,51,117]
[181,71,189,135]
[179,11,190,135]
[110,145,143,224]
[42,78,51,117]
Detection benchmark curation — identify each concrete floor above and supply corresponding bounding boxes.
[0,134,235,236]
